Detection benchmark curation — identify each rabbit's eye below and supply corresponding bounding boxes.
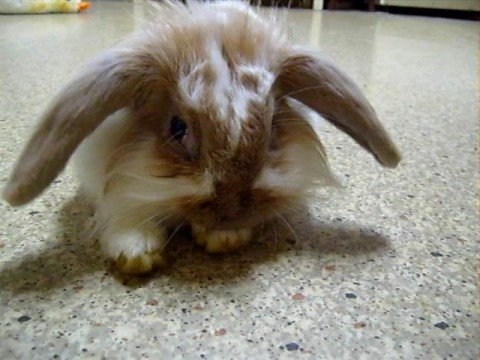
[170,116,187,140]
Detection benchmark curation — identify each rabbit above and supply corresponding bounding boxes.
[2,0,400,275]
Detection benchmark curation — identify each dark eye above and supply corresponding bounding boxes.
[170,116,187,141]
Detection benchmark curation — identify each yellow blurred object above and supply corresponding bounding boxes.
[0,0,90,14]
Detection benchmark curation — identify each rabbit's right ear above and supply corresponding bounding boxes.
[3,47,146,206]
[276,48,401,168]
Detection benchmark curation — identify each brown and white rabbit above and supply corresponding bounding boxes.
[3,1,400,274]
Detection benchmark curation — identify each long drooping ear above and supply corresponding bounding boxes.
[3,47,145,206]
[276,49,401,168]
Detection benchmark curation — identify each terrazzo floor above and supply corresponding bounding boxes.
[0,1,478,359]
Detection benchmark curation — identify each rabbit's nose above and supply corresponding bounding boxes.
[226,195,248,214]
[229,192,252,211]
[208,193,249,222]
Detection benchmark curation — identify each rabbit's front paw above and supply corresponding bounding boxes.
[101,226,167,275]
[116,251,166,275]
[192,225,252,253]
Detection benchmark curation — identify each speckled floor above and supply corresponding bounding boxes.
[0,2,478,359]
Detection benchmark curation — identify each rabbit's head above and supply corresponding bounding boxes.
[3,1,400,231]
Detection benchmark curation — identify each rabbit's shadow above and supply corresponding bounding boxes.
[0,195,391,293]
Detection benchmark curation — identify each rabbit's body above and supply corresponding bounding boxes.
[73,99,332,273]
[4,1,401,275]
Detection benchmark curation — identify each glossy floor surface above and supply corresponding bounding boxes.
[0,1,478,359]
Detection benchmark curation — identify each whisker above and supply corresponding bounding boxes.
[260,219,265,241]
[160,133,184,148]
[138,211,172,228]
[277,203,302,215]
[275,211,299,244]
[272,218,278,254]
[273,116,308,121]
[276,84,328,102]
[272,109,300,117]
[164,219,186,248]
[108,142,137,158]
[273,118,312,124]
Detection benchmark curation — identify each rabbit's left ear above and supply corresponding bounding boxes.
[276,49,401,168]
[3,47,146,206]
